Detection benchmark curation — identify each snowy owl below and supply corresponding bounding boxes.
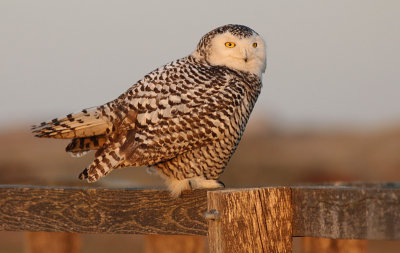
[32,24,267,197]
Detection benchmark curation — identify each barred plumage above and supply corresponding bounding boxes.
[32,24,267,197]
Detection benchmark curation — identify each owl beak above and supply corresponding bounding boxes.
[242,49,249,63]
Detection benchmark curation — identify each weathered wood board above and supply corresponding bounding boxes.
[0,183,399,240]
[0,185,208,235]
[292,183,400,240]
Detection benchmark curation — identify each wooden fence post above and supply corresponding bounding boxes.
[207,187,293,253]
[145,235,206,253]
[0,184,397,253]
[300,237,366,253]
[25,232,80,253]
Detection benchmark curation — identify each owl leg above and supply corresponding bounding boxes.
[163,178,191,198]
[189,177,225,190]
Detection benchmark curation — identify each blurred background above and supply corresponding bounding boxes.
[1,0,399,252]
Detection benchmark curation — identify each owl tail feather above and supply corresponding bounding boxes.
[31,107,112,139]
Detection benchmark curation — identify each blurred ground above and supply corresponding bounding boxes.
[0,119,399,252]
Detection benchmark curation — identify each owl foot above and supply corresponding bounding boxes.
[165,178,225,198]
[189,177,225,190]
[166,179,191,198]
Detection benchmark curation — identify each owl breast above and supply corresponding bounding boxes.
[144,56,262,185]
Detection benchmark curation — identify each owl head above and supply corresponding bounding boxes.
[193,24,267,76]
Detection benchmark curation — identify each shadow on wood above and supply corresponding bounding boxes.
[26,232,80,253]
[300,237,366,253]
[145,235,206,253]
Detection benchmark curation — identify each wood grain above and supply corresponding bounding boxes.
[0,185,207,235]
[292,183,400,240]
[207,187,293,253]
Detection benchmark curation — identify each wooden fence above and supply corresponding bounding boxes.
[0,182,399,252]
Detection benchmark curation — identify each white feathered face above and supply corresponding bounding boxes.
[203,32,267,76]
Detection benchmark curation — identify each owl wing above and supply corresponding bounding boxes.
[115,59,245,166]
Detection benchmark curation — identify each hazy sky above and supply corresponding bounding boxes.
[1,0,399,129]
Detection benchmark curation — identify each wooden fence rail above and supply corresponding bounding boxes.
[0,183,399,252]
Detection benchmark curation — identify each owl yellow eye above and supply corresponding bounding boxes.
[252,42,257,48]
[225,42,236,48]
